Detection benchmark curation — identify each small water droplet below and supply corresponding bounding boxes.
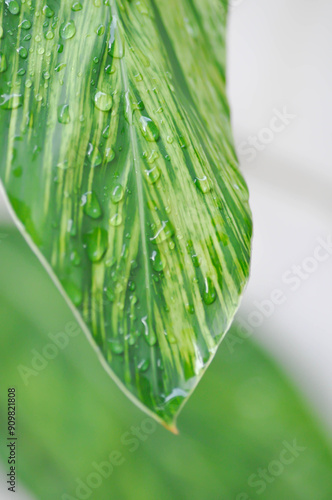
[93,90,112,112]
[203,277,216,305]
[137,358,150,372]
[61,279,82,306]
[0,52,7,73]
[195,175,211,194]
[81,191,102,219]
[84,227,108,262]
[60,20,76,40]
[70,249,81,266]
[87,143,102,167]
[145,166,160,184]
[20,19,31,30]
[109,339,124,354]
[71,1,82,11]
[96,24,105,36]
[105,147,115,162]
[17,46,28,59]
[45,30,54,40]
[151,249,165,272]
[0,93,22,110]
[110,183,124,204]
[139,116,159,142]
[43,5,54,17]
[141,316,157,346]
[57,104,70,124]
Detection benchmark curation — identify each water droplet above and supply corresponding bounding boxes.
[17,46,28,59]
[0,52,7,73]
[84,227,108,262]
[139,116,159,142]
[0,93,22,110]
[70,249,81,266]
[110,183,124,204]
[195,175,211,194]
[43,5,54,17]
[105,147,115,162]
[108,15,125,58]
[81,191,102,219]
[61,279,82,306]
[60,20,76,40]
[151,250,165,272]
[102,124,110,138]
[6,0,20,15]
[71,1,82,11]
[141,316,157,346]
[93,90,112,112]
[150,220,174,244]
[96,24,105,36]
[87,143,102,167]
[45,30,54,40]
[110,213,122,226]
[192,254,201,268]
[20,19,31,30]
[145,166,160,184]
[55,62,66,72]
[43,71,50,80]
[203,277,216,305]
[179,134,188,148]
[134,72,143,82]
[137,358,150,372]
[57,104,70,124]
[109,339,124,354]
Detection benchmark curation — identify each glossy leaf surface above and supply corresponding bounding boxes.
[0,0,252,426]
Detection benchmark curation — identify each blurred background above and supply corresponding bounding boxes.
[0,0,331,498]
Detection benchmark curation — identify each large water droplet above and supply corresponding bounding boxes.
[43,5,54,17]
[203,277,216,305]
[110,213,122,226]
[71,1,82,11]
[6,0,20,15]
[81,191,102,219]
[110,183,124,204]
[93,90,112,112]
[84,227,108,262]
[0,52,7,73]
[108,15,125,59]
[60,20,76,40]
[57,104,70,124]
[139,116,159,142]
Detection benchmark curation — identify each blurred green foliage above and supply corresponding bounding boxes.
[0,226,332,499]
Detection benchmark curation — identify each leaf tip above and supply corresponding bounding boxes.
[162,422,179,435]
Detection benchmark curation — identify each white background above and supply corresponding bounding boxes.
[1,0,331,497]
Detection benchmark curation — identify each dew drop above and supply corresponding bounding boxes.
[195,175,211,194]
[71,1,82,11]
[45,30,54,40]
[139,116,159,142]
[60,20,76,40]
[110,183,124,204]
[43,5,54,17]
[141,316,157,346]
[81,191,102,219]
[105,147,115,162]
[17,46,28,59]
[96,24,105,36]
[20,19,31,30]
[145,166,160,184]
[70,249,81,266]
[0,93,22,110]
[110,213,122,226]
[93,90,112,112]
[87,143,102,167]
[150,220,174,244]
[203,277,216,305]
[0,52,7,73]
[137,358,150,372]
[151,249,165,272]
[109,339,124,355]
[57,104,70,124]
[84,227,108,262]
[6,0,20,15]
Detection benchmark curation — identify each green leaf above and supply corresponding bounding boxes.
[0,0,252,426]
[1,228,332,500]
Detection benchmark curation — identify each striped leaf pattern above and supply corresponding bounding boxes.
[0,0,252,428]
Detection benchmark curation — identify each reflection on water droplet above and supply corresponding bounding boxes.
[151,249,165,272]
[150,220,174,244]
[141,316,157,346]
[84,227,108,262]
[0,52,7,73]
[93,90,112,112]
[110,213,122,226]
[81,191,102,219]
[96,24,105,36]
[139,116,159,142]
[110,183,124,204]
[203,277,216,305]
[17,46,28,59]
[108,15,125,58]
[87,143,102,167]
[105,147,115,162]
[137,358,150,372]
[60,20,76,40]
[57,104,70,124]
[20,19,31,29]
